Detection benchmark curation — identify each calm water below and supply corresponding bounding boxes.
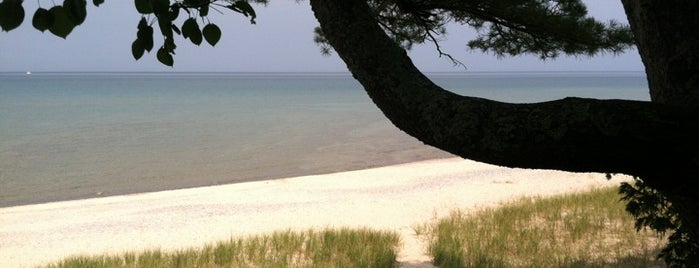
[0,72,649,206]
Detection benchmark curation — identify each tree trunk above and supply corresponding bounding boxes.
[311,0,699,243]
[621,0,699,244]
[621,0,699,108]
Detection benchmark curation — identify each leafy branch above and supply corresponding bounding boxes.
[0,0,265,66]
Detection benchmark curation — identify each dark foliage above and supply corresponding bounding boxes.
[0,0,266,65]
[620,179,699,267]
[313,0,635,66]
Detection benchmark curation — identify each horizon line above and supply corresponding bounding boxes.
[1,70,645,74]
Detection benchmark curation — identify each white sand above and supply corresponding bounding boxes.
[0,158,630,268]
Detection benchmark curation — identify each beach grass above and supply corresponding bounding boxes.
[41,187,666,268]
[43,228,400,268]
[416,187,666,267]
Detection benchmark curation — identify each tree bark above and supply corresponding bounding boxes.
[621,0,699,107]
[311,0,699,241]
[310,0,698,177]
[621,0,699,243]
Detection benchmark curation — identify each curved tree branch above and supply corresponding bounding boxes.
[310,0,699,181]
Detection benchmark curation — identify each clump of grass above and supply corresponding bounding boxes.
[419,187,666,267]
[44,228,400,268]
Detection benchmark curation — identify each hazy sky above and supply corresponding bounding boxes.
[0,0,644,72]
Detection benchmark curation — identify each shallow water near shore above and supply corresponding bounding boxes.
[0,72,648,207]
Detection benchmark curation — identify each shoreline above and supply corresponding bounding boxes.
[0,158,631,267]
[0,153,454,208]
[0,131,454,208]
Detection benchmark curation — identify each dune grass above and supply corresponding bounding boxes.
[44,187,667,268]
[43,228,400,268]
[416,187,666,267]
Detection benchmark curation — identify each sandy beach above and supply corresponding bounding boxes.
[0,158,630,268]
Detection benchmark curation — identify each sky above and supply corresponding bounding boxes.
[0,0,644,73]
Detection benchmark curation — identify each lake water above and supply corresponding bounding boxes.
[0,72,649,207]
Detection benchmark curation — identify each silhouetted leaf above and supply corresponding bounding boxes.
[157,47,173,66]
[32,8,53,32]
[171,24,180,35]
[169,4,179,20]
[93,0,104,7]
[0,0,25,32]
[199,4,208,17]
[135,0,152,14]
[235,1,256,23]
[181,17,194,38]
[151,0,168,15]
[163,36,176,51]
[63,0,87,25]
[181,17,202,45]
[132,38,145,60]
[156,15,172,38]
[48,6,76,38]
[224,1,256,24]
[189,29,202,45]
[137,16,147,30]
[137,24,154,52]
[202,23,220,46]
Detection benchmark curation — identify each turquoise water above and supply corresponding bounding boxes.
[0,72,648,206]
